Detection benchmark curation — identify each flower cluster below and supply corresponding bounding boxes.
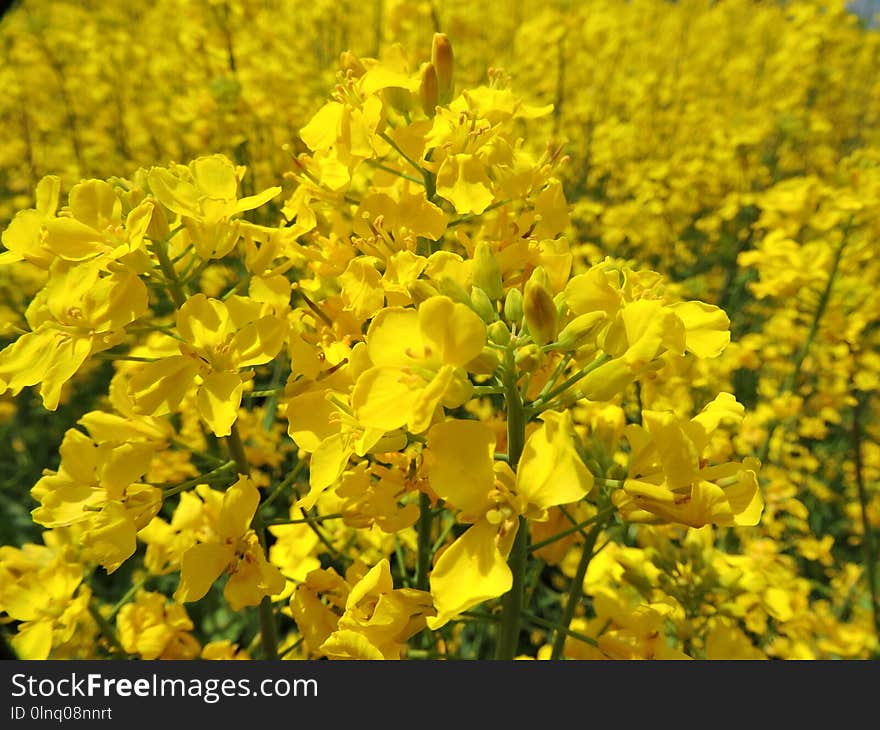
[0,0,877,660]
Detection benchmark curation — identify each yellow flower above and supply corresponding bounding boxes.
[174,476,285,610]
[320,560,434,660]
[147,155,281,259]
[128,293,286,436]
[30,428,161,573]
[0,262,148,409]
[0,175,61,268]
[352,296,486,434]
[201,640,251,660]
[42,179,153,267]
[425,412,593,628]
[116,590,200,660]
[0,543,92,660]
[614,393,763,528]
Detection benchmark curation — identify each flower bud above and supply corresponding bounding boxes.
[385,86,415,115]
[515,343,542,373]
[409,280,440,305]
[437,275,470,305]
[579,359,633,402]
[146,198,170,241]
[470,286,498,324]
[472,242,504,300]
[523,269,558,346]
[504,288,524,325]
[467,347,501,375]
[420,62,439,117]
[488,320,511,346]
[432,33,454,103]
[530,265,553,291]
[555,312,605,351]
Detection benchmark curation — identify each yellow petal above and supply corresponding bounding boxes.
[224,542,285,610]
[300,432,353,508]
[287,390,340,452]
[230,316,287,368]
[37,334,93,411]
[218,477,260,540]
[340,258,385,321]
[190,155,238,200]
[427,419,495,514]
[320,630,385,660]
[564,266,621,319]
[365,307,424,367]
[128,356,198,417]
[516,411,593,510]
[419,296,486,367]
[176,294,232,351]
[174,543,231,604]
[300,102,345,152]
[352,366,421,432]
[436,154,494,215]
[197,371,244,437]
[68,179,121,230]
[98,442,155,493]
[1,209,50,267]
[345,560,395,612]
[147,166,200,219]
[43,217,106,261]
[671,301,731,358]
[11,621,54,660]
[82,501,138,573]
[236,186,282,214]
[426,520,512,629]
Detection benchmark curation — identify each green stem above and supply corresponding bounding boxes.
[550,518,606,659]
[152,238,187,309]
[365,159,423,184]
[278,636,304,659]
[259,596,279,660]
[522,611,600,649]
[161,460,236,498]
[88,602,128,658]
[529,354,610,414]
[528,507,614,553]
[852,388,880,643]
[107,579,148,620]
[264,513,343,527]
[415,492,433,593]
[225,423,250,476]
[226,423,279,660]
[431,516,456,554]
[494,347,528,660]
[380,129,437,201]
[758,235,846,464]
[473,385,505,395]
[259,460,306,515]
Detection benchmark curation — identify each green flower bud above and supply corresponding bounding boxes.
[515,343,542,373]
[470,286,498,324]
[420,62,439,117]
[555,312,605,351]
[504,288,524,325]
[432,33,455,104]
[523,270,557,346]
[488,320,511,346]
[437,275,471,305]
[409,280,440,305]
[472,242,504,300]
